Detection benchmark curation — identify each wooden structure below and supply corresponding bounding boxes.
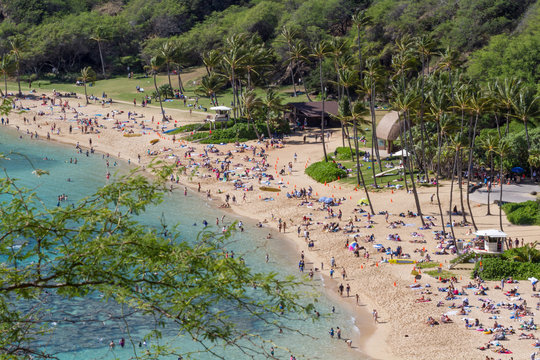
[472,229,507,254]
[376,111,408,152]
[286,101,340,128]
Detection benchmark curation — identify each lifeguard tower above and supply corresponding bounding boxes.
[207,106,231,130]
[472,229,507,254]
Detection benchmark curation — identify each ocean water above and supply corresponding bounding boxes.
[0,127,370,360]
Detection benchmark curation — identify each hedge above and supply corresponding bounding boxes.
[305,161,347,183]
[502,200,540,225]
[474,257,540,280]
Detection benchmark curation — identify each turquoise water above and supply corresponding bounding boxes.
[0,127,370,360]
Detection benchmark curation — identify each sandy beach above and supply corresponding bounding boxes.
[4,92,539,360]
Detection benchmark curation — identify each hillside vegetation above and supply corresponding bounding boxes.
[0,0,538,94]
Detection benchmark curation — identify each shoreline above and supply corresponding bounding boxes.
[2,94,382,358]
[4,91,539,360]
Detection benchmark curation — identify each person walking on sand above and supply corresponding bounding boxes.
[372,309,378,323]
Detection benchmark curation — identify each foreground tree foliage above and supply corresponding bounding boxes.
[0,163,312,359]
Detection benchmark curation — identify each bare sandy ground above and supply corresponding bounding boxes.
[4,92,539,360]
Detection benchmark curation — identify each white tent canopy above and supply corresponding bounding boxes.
[210,106,232,111]
[474,229,507,237]
[389,149,410,158]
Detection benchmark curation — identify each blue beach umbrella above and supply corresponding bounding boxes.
[511,166,525,174]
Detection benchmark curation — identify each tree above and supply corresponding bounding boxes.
[289,40,312,101]
[9,37,24,97]
[146,56,167,123]
[350,101,375,215]
[0,165,310,359]
[310,40,332,162]
[351,10,371,81]
[0,55,15,97]
[90,29,108,77]
[280,26,299,97]
[160,40,178,94]
[195,74,225,106]
[222,35,248,122]
[512,88,540,179]
[241,89,263,140]
[78,66,96,105]
[479,134,499,215]
[363,57,384,173]
[497,138,510,231]
[466,92,490,231]
[262,88,285,140]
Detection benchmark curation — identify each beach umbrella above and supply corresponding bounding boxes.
[511,166,525,174]
[529,277,538,285]
[318,197,333,204]
[348,242,358,251]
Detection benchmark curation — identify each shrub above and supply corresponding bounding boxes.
[502,200,540,225]
[474,257,540,280]
[305,161,347,183]
[332,147,365,160]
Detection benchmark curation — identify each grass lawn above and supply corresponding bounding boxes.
[4,67,314,112]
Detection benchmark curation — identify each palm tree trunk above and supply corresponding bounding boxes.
[266,116,272,139]
[405,112,425,226]
[16,65,21,97]
[354,119,374,214]
[499,153,504,231]
[4,73,7,97]
[154,73,166,122]
[300,72,312,101]
[319,60,328,162]
[166,62,172,96]
[458,152,467,223]
[371,83,383,172]
[524,121,532,179]
[176,66,184,93]
[487,153,493,215]
[436,122,446,235]
[97,40,105,77]
[448,143,458,243]
[289,60,297,97]
[84,82,88,104]
[356,28,363,81]
[398,120,410,193]
[466,114,479,231]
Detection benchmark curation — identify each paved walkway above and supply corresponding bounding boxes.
[469,183,540,204]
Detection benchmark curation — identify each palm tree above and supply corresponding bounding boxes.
[363,58,384,172]
[146,56,167,122]
[415,36,437,179]
[160,40,177,96]
[78,67,97,105]
[195,74,225,106]
[479,134,499,215]
[427,90,450,234]
[222,35,248,122]
[512,88,540,179]
[0,55,14,97]
[280,26,298,97]
[172,43,186,93]
[465,92,490,231]
[202,49,221,76]
[436,46,460,100]
[351,10,372,81]
[447,133,467,234]
[337,68,358,146]
[289,40,312,101]
[262,88,285,140]
[496,138,510,231]
[496,78,520,135]
[90,30,108,77]
[351,101,375,215]
[329,37,348,101]
[310,40,332,162]
[9,37,24,97]
[241,90,263,140]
